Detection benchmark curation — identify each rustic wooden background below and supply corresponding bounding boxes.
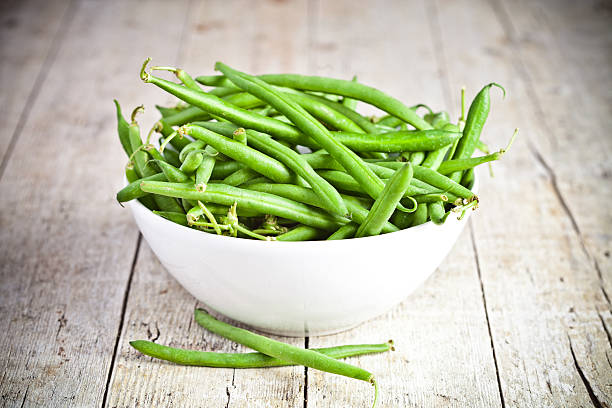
[1,0,610,406]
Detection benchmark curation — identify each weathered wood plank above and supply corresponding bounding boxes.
[0,0,188,406]
[434,0,612,405]
[107,0,311,406]
[306,1,501,406]
[492,0,612,310]
[0,0,72,169]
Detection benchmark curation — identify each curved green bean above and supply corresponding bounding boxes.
[130,339,393,368]
[139,181,349,231]
[193,309,378,399]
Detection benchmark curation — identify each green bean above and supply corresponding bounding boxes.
[128,112,154,178]
[155,160,189,183]
[186,203,260,223]
[330,129,460,153]
[461,168,475,189]
[275,225,326,241]
[317,169,431,197]
[300,92,380,134]
[181,124,294,184]
[130,339,392,368]
[223,167,260,186]
[141,60,318,149]
[117,172,166,202]
[153,211,189,226]
[412,165,475,200]
[341,75,359,110]
[410,204,428,227]
[254,73,433,130]
[155,104,183,118]
[283,90,363,133]
[195,146,217,191]
[179,150,204,174]
[327,223,358,240]
[428,201,447,225]
[211,160,244,179]
[140,181,349,231]
[215,62,389,205]
[114,100,132,157]
[162,146,182,168]
[192,121,348,216]
[193,309,378,402]
[407,151,426,165]
[245,183,398,233]
[449,83,505,182]
[151,66,204,92]
[412,193,456,204]
[160,92,265,128]
[356,163,414,237]
[389,209,414,230]
[421,123,459,170]
[232,127,247,145]
[437,128,517,174]
[377,104,433,128]
[125,162,138,183]
[476,140,490,154]
[179,140,206,162]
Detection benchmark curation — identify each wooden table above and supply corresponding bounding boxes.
[1,0,610,406]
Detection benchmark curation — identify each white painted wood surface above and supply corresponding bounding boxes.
[0,0,609,407]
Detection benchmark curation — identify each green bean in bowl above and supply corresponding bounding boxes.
[116,58,516,241]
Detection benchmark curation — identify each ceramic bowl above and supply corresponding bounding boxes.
[128,176,478,336]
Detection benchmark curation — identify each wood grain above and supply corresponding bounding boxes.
[0,0,186,406]
[0,0,609,406]
[0,0,72,170]
[433,0,612,405]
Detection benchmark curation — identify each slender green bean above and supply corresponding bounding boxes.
[180,150,204,174]
[193,309,378,399]
[114,100,132,157]
[449,83,505,182]
[117,173,166,202]
[330,129,460,153]
[130,339,393,368]
[223,167,260,186]
[428,201,447,225]
[153,211,189,226]
[140,181,349,231]
[410,204,428,227]
[275,225,327,241]
[356,163,414,237]
[156,160,190,183]
[327,223,358,240]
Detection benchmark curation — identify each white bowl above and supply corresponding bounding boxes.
[128,176,478,337]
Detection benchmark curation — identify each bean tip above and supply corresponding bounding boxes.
[140,57,152,82]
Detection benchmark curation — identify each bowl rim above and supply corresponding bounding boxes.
[127,172,479,246]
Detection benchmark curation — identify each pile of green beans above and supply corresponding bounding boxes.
[116,58,516,241]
